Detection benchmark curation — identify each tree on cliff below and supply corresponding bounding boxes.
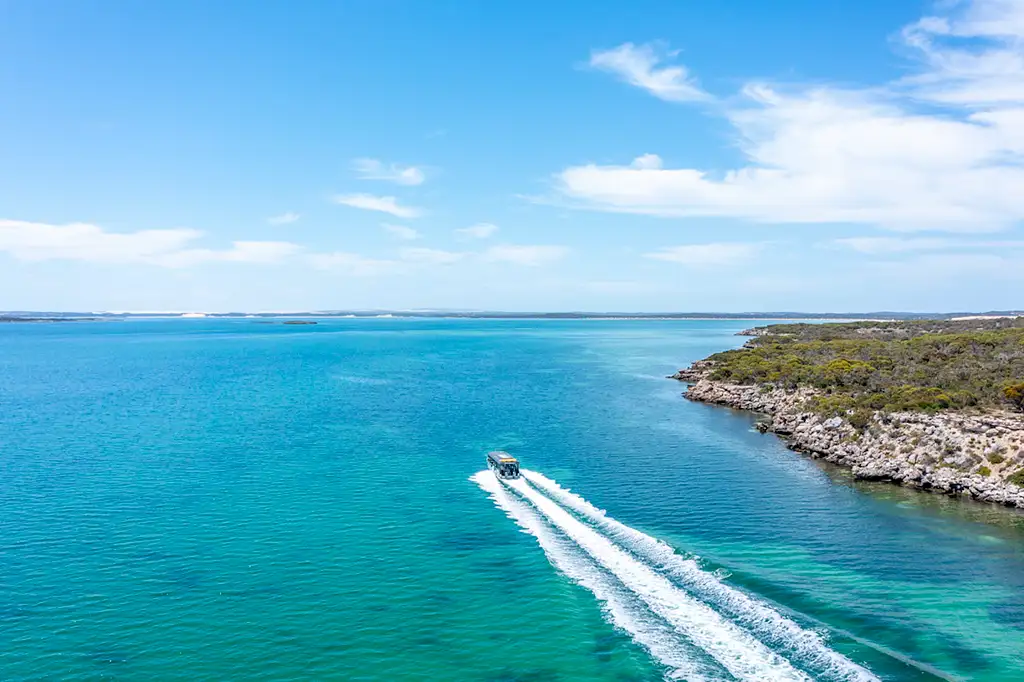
[1005,382,1024,412]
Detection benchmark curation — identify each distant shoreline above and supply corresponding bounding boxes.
[0,316,100,323]
[3,310,1022,322]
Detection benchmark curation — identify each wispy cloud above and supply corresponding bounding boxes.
[589,42,710,102]
[352,158,426,186]
[645,242,760,267]
[833,236,1024,254]
[562,1,1024,231]
[382,223,420,241]
[309,246,466,274]
[455,222,499,239]
[832,237,958,254]
[483,244,568,266]
[332,193,423,218]
[399,247,466,265]
[267,212,301,225]
[308,251,402,276]
[899,2,1024,106]
[0,219,300,267]
[157,241,301,267]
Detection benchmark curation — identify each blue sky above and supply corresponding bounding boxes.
[2,0,1023,312]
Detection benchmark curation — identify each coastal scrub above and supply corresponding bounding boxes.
[1005,382,1024,413]
[675,318,1024,508]
[704,323,1024,416]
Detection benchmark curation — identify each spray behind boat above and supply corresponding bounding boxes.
[486,451,520,479]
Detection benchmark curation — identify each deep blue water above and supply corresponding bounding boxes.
[1,319,1022,681]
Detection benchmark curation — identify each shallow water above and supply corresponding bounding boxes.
[0,319,1022,680]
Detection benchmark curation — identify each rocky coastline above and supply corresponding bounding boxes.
[672,367,1024,509]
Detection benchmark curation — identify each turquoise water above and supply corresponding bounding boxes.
[1,319,1023,681]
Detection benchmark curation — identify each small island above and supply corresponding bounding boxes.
[673,318,1024,508]
[0,316,102,323]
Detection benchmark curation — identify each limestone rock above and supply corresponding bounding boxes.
[683,378,1024,509]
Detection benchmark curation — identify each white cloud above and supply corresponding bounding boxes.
[561,2,1024,232]
[399,247,466,265]
[483,244,568,266]
[352,158,426,186]
[267,212,301,225]
[630,154,663,170]
[645,242,760,267]
[156,241,301,267]
[455,222,499,239]
[332,194,423,218]
[900,1,1024,105]
[833,237,958,254]
[308,246,466,274]
[308,251,403,276]
[833,236,1024,254]
[0,219,300,267]
[590,42,710,102]
[0,219,198,263]
[382,223,420,240]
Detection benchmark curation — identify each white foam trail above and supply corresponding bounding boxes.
[522,470,880,682]
[472,472,725,682]
[503,476,811,682]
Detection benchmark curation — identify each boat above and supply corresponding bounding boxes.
[486,451,520,479]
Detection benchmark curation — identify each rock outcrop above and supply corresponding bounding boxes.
[667,360,716,382]
[675,370,1024,509]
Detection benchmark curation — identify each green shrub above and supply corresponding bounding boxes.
[848,409,873,431]
[978,466,991,477]
[807,394,856,416]
[1004,382,1024,412]
[1007,469,1024,487]
[987,452,1005,465]
[706,322,1024,414]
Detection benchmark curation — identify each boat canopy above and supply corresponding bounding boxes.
[487,451,520,479]
[487,450,518,464]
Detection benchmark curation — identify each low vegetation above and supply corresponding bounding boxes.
[742,317,1024,341]
[706,319,1024,415]
[1005,382,1024,413]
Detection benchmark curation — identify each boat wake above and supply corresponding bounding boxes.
[472,469,880,682]
[473,471,724,682]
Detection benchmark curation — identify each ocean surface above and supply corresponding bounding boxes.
[1,319,1023,681]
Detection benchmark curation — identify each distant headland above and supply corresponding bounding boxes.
[673,317,1024,508]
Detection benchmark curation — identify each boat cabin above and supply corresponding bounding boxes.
[486,451,520,479]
